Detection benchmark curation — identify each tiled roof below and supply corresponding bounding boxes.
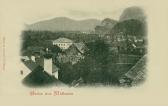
[22,60,39,71]
[22,65,65,87]
[22,66,58,87]
[53,37,73,43]
[125,55,147,80]
[74,42,86,53]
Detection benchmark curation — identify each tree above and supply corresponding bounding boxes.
[74,39,111,84]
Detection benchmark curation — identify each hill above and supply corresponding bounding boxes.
[26,17,101,32]
[95,18,118,34]
[111,19,146,36]
[119,6,146,23]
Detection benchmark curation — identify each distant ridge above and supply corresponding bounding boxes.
[26,17,101,32]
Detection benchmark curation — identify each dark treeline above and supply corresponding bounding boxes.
[58,39,136,85]
[21,30,100,51]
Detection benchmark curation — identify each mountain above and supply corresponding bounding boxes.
[95,18,118,34]
[101,18,118,28]
[111,19,146,36]
[119,6,146,22]
[26,17,101,32]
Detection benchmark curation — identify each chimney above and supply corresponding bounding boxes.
[31,56,35,62]
[43,52,59,79]
[52,64,59,79]
[44,58,59,79]
[44,58,53,75]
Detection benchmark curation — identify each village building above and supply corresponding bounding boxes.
[119,55,146,86]
[22,53,59,79]
[74,42,86,54]
[65,44,85,64]
[22,65,61,87]
[56,43,86,65]
[20,61,32,79]
[52,37,73,50]
[21,56,30,61]
[39,54,59,79]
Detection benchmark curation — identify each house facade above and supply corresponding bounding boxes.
[53,37,73,50]
[56,43,86,65]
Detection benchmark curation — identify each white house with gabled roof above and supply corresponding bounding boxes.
[53,37,73,50]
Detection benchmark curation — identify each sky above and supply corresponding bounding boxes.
[1,0,148,24]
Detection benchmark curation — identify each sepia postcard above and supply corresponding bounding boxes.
[0,0,168,105]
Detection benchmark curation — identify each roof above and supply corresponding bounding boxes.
[22,60,39,71]
[124,55,147,80]
[22,65,65,87]
[22,66,58,87]
[20,62,31,78]
[53,37,73,43]
[118,55,147,86]
[74,42,86,53]
[65,44,81,54]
